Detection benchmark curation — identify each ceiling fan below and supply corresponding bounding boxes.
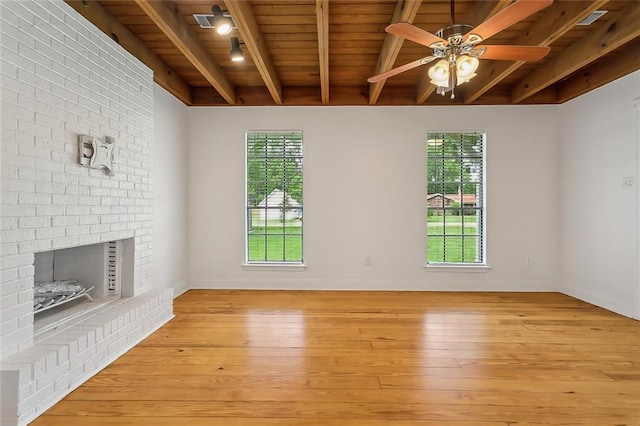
[368,0,553,99]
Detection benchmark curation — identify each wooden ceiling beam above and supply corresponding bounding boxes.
[465,0,609,104]
[64,0,192,105]
[316,0,330,104]
[193,85,423,106]
[416,0,511,104]
[512,1,640,103]
[224,0,283,105]
[368,0,422,105]
[190,84,558,107]
[134,0,236,104]
[556,38,640,104]
[192,86,364,106]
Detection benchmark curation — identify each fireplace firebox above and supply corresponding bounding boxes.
[33,238,134,337]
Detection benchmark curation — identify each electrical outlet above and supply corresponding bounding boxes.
[365,256,372,266]
[526,257,533,266]
[623,177,634,189]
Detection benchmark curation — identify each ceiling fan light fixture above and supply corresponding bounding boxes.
[211,5,233,35]
[428,59,450,87]
[368,0,556,101]
[455,55,479,84]
[230,37,244,62]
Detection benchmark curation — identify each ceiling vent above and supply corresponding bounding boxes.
[577,10,608,26]
[193,14,214,28]
[193,12,233,29]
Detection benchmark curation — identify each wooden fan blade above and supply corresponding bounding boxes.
[479,45,550,62]
[468,0,553,43]
[385,22,446,48]
[367,56,435,83]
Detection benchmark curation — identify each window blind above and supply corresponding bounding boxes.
[246,131,304,263]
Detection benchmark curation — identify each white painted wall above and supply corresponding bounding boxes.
[187,105,560,291]
[559,71,640,318]
[637,81,640,320]
[153,85,188,297]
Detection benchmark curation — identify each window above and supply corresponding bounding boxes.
[426,132,485,264]
[246,131,303,263]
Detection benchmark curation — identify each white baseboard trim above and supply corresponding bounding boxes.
[561,285,636,319]
[189,278,558,292]
[170,280,189,298]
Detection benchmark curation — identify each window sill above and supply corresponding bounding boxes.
[242,263,307,271]
[424,263,491,272]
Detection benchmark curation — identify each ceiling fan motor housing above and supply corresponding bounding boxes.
[435,24,474,46]
[431,23,481,60]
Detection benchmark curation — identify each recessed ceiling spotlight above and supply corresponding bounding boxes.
[211,5,233,35]
[230,37,244,62]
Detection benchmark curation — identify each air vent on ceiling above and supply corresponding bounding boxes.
[193,14,214,28]
[193,12,233,29]
[577,10,608,26]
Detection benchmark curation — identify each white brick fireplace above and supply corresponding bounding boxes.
[0,1,174,425]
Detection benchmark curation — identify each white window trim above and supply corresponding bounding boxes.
[244,129,304,265]
[424,263,491,272]
[242,263,307,271]
[426,130,487,266]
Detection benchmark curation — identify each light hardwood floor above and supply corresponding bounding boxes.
[33,290,640,425]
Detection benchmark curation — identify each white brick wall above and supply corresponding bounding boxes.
[0,1,173,424]
[1,0,155,358]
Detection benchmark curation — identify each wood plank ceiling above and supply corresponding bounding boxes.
[66,0,640,106]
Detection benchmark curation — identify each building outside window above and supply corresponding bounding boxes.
[427,131,485,264]
[246,131,303,263]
